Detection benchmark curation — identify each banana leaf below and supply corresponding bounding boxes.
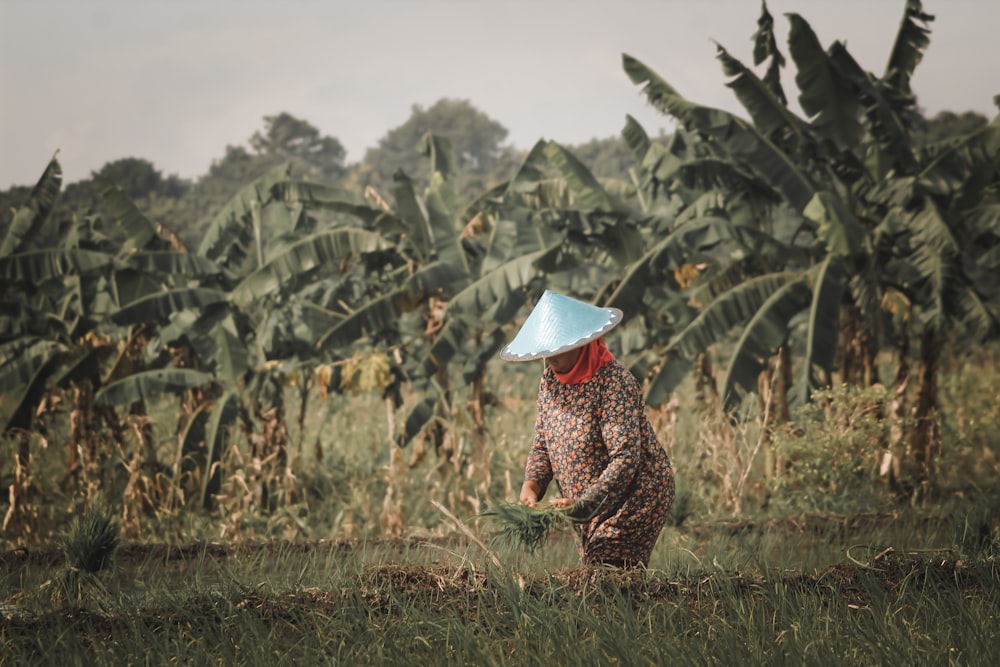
[231,228,387,307]
[93,174,163,254]
[111,287,229,326]
[645,272,800,404]
[95,368,214,406]
[1,156,62,257]
[0,248,115,284]
[2,352,62,433]
[446,245,560,323]
[623,54,817,211]
[791,256,846,406]
[544,141,622,213]
[198,162,292,263]
[722,278,813,412]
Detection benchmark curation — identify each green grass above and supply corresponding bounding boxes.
[3,528,999,666]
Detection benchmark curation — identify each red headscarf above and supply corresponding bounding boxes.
[552,338,615,385]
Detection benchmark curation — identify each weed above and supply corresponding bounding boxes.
[58,502,121,575]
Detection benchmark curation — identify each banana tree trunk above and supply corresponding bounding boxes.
[839,305,878,387]
[881,327,910,489]
[253,401,290,509]
[910,330,941,495]
[294,372,312,469]
[380,396,405,536]
[129,401,156,467]
[694,352,719,408]
[469,374,488,480]
[773,342,793,425]
[65,380,92,485]
[759,343,792,479]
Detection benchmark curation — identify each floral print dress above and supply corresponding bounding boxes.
[525,359,675,567]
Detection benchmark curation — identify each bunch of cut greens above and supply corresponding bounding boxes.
[480,501,595,553]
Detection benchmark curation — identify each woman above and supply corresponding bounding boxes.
[501,290,675,568]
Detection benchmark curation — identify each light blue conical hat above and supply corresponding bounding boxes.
[500,290,623,362]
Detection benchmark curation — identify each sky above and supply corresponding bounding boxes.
[1,0,997,188]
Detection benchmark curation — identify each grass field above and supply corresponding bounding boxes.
[3,510,999,665]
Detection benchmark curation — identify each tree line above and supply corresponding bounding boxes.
[3,97,978,254]
[0,101,636,252]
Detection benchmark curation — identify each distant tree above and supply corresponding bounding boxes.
[181,113,349,245]
[93,158,165,200]
[250,112,348,183]
[566,135,639,180]
[361,99,518,191]
[913,109,989,145]
[195,145,263,199]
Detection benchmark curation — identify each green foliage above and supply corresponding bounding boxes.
[0,156,62,257]
[58,503,121,574]
[182,113,348,245]
[770,384,899,512]
[565,135,639,180]
[93,173,166,253]
[93,157,188,201]
[249,112,347,183]
[914,110,990,146]
[94,368,215,406]
[620,0,1000,455]
[360,98,519,192]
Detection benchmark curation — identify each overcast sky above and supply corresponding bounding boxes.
[1,0,996,188]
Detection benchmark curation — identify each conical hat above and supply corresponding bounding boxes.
[499,290,622,362]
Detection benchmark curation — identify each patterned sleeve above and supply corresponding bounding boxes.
[576,364,643,515]
[524,380,553,496]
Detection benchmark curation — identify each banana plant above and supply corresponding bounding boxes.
[618,0,999,490]
[0,157,197,528]
[378,133,643,453]
[349,136,562,450]
[617,1,957,419]
[871,111,1000,483]
[0,158,119,435]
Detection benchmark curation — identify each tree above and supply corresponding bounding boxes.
[913,110,990,146]
[250,112,348,183]
[0,156,196,535]
[183,113,349,245]
[567,135,641,180]
[92,158,188,201]
[361,99,519,192]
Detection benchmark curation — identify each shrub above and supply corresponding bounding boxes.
[769,384,896,513]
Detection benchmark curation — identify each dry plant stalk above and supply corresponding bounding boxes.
[3,431,41,542]
[431,499,504,570]
[380,396,406,536]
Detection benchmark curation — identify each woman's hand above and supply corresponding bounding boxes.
[519,480,543,506]
[548,497,575,508]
